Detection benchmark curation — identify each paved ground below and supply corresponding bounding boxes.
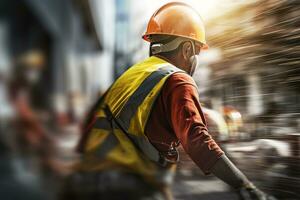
[171,147,239,200]
[172,175,239,200]
[172,142,300,200]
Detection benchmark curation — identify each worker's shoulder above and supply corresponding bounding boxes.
[162,72,197,96]
[167,71,197,86]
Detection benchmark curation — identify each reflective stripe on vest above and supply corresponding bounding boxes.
[93,65,179,162]
[82,56,184,183]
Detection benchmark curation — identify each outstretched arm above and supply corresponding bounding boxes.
[211,155,272,200]
[167,73,275,200]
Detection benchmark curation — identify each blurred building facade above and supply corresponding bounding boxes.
[202,0,300,137]
[0,0,119,124]
[114,0,152,78]
[0,1,118,197]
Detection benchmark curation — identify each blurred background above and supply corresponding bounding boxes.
[0,0,299,199]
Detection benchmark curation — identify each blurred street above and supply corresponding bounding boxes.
[173,175,238,200]
[0,0,299,199]
[173,144,300,200]
[173,147,239,200]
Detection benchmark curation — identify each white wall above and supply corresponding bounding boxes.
[247,74,263,116]
[89,0,115,90]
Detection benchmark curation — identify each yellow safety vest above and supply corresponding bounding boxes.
[77,56,184,185]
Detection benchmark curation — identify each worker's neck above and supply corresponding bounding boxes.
[154,55,187,72]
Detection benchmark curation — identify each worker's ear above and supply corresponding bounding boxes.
[182,42,192,61]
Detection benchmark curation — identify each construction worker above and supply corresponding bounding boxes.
[61,2,276,200]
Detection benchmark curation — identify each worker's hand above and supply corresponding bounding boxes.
[238,183,277,200]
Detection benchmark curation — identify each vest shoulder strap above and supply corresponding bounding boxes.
[113,64,183,164]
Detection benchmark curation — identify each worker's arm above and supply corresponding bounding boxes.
[211,154,250,188]
[167,73,274,200]
[211,155,272,200]
[167,73,223,173]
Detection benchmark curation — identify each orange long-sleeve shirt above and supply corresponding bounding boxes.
[145,72,224,174]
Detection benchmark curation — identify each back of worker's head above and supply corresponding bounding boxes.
[149,35,178,57]
[143,2,208,76]
[149,34,202,76]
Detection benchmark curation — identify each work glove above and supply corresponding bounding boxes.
[238,183,277,200]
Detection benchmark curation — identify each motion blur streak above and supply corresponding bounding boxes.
[0,0,299,199]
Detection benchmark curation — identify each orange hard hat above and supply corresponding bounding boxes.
[143,2,208,49]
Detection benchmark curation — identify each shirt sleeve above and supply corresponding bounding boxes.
[164,72,224,174]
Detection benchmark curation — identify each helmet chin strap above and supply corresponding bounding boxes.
[191,41,196,56]
[188,41,197,75]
